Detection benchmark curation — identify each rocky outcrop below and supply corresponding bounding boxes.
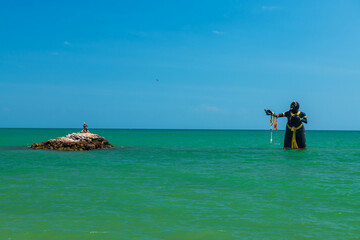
[31,132,113,151]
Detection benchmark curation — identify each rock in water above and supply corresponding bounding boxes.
[31,132,113,151]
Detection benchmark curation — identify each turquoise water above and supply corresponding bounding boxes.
[1,129,360,239]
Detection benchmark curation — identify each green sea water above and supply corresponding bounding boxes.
[1,129,360,239]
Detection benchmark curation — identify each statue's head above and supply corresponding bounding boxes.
[290,101,299,113]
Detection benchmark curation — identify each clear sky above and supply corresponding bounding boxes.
[1,0,360,130]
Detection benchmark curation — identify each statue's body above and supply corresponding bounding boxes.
[265,101,307,149]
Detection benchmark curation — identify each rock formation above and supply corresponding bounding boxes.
[31,125,113,151]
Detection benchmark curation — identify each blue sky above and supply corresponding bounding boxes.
[1,0,360,129]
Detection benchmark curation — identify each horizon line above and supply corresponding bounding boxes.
[0,127,359,132]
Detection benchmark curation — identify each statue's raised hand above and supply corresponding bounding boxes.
[264,109,273,116]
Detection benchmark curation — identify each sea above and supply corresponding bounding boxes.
[1,129,360,239]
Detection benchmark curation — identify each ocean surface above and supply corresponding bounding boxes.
[1,129,360,239]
